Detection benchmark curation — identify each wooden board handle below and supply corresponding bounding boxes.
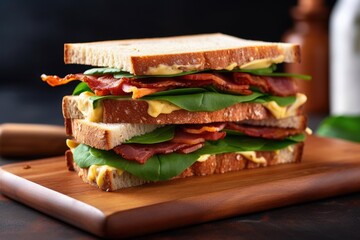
[0,123,68,158]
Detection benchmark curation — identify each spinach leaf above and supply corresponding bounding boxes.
[73,134,304,181]
[84,67,201,78]
[74,144,199,181]
[258,72,312,80]
[113,72,139,78]
[143,92,265,112]
[286,133,306,142]
[227,64,277,75]
[147,88,207,96]
[253,95,296,107]
[114,70,201,79]
[222,65,311,80]
[83,65,311,80]
[84,68,125,75]
[90,91,296,112]
[125,126,175,144]
[316,115,360,143]
[72,82,93,95]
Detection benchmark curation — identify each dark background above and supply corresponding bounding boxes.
[0,0,336,124]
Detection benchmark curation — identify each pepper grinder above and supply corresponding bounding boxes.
[282,0,329,114]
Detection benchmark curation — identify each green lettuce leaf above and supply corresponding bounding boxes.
[73,134,304,181]
[316,115,360,143]
[125,126,175,144]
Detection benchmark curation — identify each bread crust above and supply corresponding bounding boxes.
[129,45,299,75]
[66,142,303,191]
[103,100,273,124]
[64,33,300,75]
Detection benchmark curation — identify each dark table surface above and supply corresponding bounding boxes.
[1,87,360,240]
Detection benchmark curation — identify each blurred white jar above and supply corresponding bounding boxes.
[330,0,360,115]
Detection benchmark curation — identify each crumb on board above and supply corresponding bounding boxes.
[23,165,31,169]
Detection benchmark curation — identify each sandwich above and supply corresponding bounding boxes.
[41,33,310,191]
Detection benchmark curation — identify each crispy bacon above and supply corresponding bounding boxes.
[42,72,297,98]
[41,74,86,86]
[176,143,204,154]
[179,73,252,95]
[113,122,304,164]
[182,123,227,134]
[171,129,226,145]
[113,127,225,164]
[233,73,297,96]
[226,123,303,140]
[113,142,192,164]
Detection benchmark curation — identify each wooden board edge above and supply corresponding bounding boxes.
[0,168,105,237]
[104,164,360,238]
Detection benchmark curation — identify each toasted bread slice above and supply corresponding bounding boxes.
[64,33,300,75]
[62,96,304,124]
[64,119,160,150]
[66,142,303,191]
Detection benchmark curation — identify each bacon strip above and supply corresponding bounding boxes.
[113,142,193,164]
[176,143,204,154]
[114,128,225,164]
[41,74,85,86]
[182,123,227,134]
[233,73,297,96]
[226,123,303,140]
[179,73,252,95]
[113,122,304,164]
[42,72,297,98]
[171,129,226,145]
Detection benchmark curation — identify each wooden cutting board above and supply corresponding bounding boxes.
[1,135,360,238]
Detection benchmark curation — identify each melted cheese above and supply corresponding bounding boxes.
[238,151,267,164]
[67,140,124,188]
[87,165,98,183]
[197,152,266,164]
[225,62,238,70]
[185,125,223,134]
[287,145,294,153]
[145,100,181,117]
[77,92,103,122]
[197,154,211,162]
[240,55,285,69]
[262,93,307,119]
[87,165,123,188]
[145,64,201,75]
[66,139,79,152]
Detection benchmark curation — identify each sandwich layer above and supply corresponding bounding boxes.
[66,142,303,191]
[65,117,307,150]
[64,33,300,75]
